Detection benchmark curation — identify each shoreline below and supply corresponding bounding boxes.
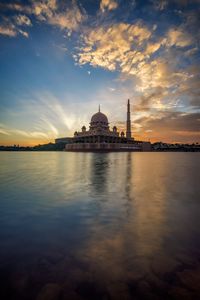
[0,149,199,152]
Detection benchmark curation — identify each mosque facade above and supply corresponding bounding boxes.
[55,100,151,151]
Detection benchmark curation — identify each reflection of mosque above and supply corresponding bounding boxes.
[88,152,133,219]
[84,152,167,280]
[55,100,151,151]
[90,153,109,195]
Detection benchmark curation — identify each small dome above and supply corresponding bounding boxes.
[91,112,108,124]
[82,125,86,132]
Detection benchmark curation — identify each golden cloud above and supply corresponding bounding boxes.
[78,22,151,70]
[128,58,179,92]
[48,3,86,32]
[0,25,17,37]
[100,0,118,12]
[32,0,57,20]
[0,0,86,36]
[0,22,29,38]
[0,5,32,38]
[77,20,196,99]
[167,28,193,47]
[145,41,162,55]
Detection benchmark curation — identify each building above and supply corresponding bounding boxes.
[55,100,151,151]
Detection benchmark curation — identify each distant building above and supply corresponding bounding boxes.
[55,100,151,151]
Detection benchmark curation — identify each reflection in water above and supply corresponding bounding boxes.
[132,154,167,258]
[0,152,200,300]
[77,153,167,297]
[90,153,109,195]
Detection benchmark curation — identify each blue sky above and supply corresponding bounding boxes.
[0,0,199,145]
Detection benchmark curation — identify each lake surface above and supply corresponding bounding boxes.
[0,152,200,300]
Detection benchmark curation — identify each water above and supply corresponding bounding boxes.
[0,152,200,300]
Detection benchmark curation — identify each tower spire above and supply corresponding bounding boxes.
[126,99,131,139]
[99,104,100,112]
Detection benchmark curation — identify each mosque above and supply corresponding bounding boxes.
[55,100,151,151]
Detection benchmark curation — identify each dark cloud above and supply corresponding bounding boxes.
[132,87,166,112]
[137,111,200,133]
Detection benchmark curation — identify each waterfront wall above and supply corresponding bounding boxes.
[65,143,143,151]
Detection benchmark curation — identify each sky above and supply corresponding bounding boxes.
[0,0,199,146]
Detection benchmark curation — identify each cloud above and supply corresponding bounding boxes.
[151,0,200,10]
[77,12,199,114]
[167,28,193,47]
[100,0,118,12]
[0,23,29,38]
[75,4,198,110]
[78,22,151,71]
[133,111,200,143]
[128,58,177,91]
[0,0,86,35]
[21,91,82,136]
[0,25,17,37]
[145,41,162,55]
[40,117,59,135]
[15,14,32,26]
[152,0,168,10]
[77,18,197,103]
[0,128,10,135]
[0,126,49,139]
[31,0,57,21]
[140,111,200,132]
[0,11,31,38]
[174,65,200,108]
[18,29,29,38]
[0,91,82,145]
[37,94,76,130]
[29,131,49,138]
[133,87,167,112]
[0,3,32,14]
[185,47,198,56]
[0,90,81,143]
[48,1,86,33]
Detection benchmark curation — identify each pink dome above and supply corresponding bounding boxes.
[91,112,108,124]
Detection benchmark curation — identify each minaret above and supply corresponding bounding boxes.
[126,99,131,138]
